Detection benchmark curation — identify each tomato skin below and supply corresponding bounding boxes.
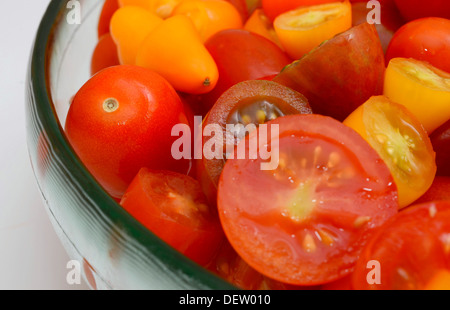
[90,33,120,76]
[262,0,336,22]
[273,23,385,121]
[199,29,292,112]
[414,177,450,205]
[351,0,404,53]
[120,168,224,266]
[385,17,450,74]
[393,0,450,21]
[97,0,119,38]
[352,201,450,290]
[430,119,450,177]
[218,114,398,286]
[65,65,189,199]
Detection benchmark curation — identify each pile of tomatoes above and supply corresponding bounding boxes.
[64,0,450,290]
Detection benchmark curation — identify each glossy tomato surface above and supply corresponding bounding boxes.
[393,0,450,21]
[120,168,224,266]
[65,65,189,199]
[262,0,336,22]
[353,201,450,290]
[273,23,385,121]
[385,17,450,74]
[218,114,398,286]
[430,119,450,177]
[196,29,291,112]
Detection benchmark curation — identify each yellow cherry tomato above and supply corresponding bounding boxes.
[110,6,163,65]
[383,57,450,134]
[136,15,219,94]
[344,95,436,208]
[273,0,352,60]
[118,0,182,18]
[171,0,243,42]
[424,270,450,290]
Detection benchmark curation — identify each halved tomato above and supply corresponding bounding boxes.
[217,114,398,285]
[198,80,312,205]
[414,176,450,205]
[120,168,224,266]
[352,200,450,290]
[383,57,450,134]
[343,95,436,208]
[273,0,352,59]
[273,22,385,121]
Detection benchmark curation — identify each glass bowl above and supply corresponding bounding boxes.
[25,0,234,290]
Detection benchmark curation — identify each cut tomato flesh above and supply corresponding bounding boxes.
[218,114,398,285]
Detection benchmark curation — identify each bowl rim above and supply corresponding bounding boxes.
[30,0,235,290]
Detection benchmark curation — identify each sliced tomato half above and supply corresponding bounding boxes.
[352,200,450,290]
[217,114,398,285]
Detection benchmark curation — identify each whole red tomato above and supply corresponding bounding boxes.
[385,17,450,73]
[65,65,190,199]
[393,0,450,21]
[197,29,291,112]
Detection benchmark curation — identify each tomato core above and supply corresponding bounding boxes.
[103,98,119,113]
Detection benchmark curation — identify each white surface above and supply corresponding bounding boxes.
[0,0,89,290]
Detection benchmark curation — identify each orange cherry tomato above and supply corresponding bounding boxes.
[136,15,219,94]
[110,6,163,65]
[273,1,352,60]
[343,95,436,208]
[118,0,182,18]
[262,0,337,22]
[171,0,243,42]
[90,33,120,76]
[97,0,119,37]
[383,57,450,134]
[244,8,283,49]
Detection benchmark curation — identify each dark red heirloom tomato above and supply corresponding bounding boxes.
[65,65,189,199]
[197,80,312,205]
[196,29,291,113]
[120,168,224,266]
[430,119,450,177]
[351,0,404,53]
[352,201,450,290]
[273,23,385,121]
[97,0,119,38]
[218,114,398,286]
[393,0,450,21]
[385,17,450,74]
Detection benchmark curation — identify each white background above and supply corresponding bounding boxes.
[0,0,89,289]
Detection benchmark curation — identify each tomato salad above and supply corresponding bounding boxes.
[66,0,450,290]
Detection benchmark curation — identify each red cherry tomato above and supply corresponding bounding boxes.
[65,65,189,199]
[197,29,291,113]
[218,114,398,286]
[393,0,450,21]
[386,17,450,74]
[352,201,450,290]
[97,0,119,38]
[120,168,224,266]
[262,0,336,22]
[430,119,450,177]
[90,33,120,76]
